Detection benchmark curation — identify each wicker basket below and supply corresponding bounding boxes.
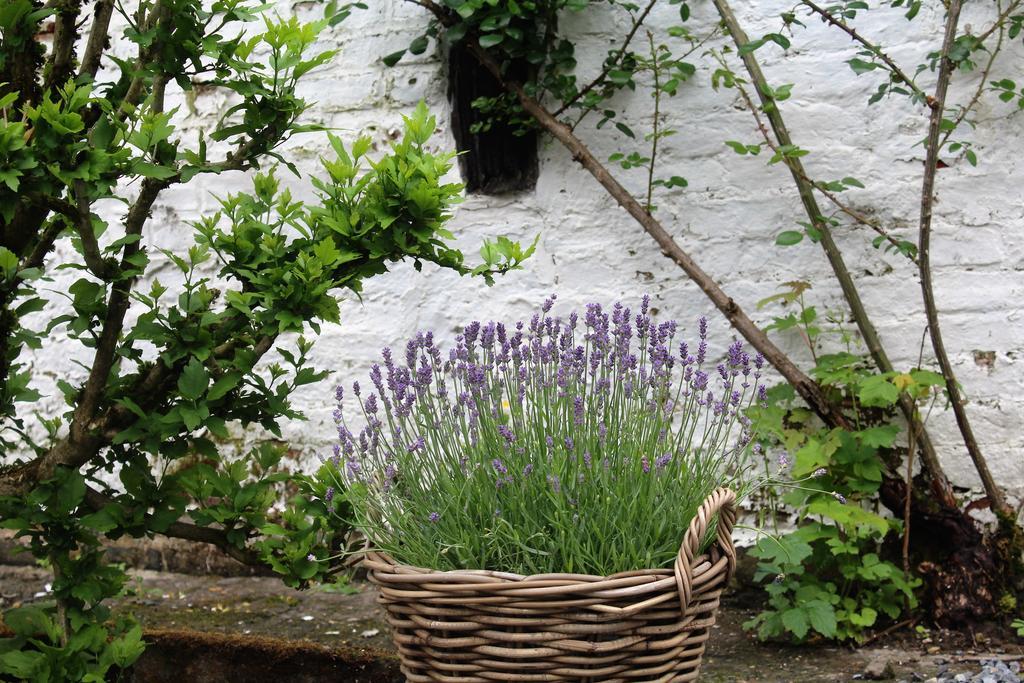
[363,487,737,682]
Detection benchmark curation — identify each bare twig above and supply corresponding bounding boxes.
[860,617,917,647]
[903,417,915,577]
[917,0,1009,517]
[800,0,931,107]
[20,220,67,272]
[62,179,165,455]
[712,0,954,502]
[645,32,660,212]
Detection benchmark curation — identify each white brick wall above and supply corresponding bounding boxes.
[24,0,1024,500]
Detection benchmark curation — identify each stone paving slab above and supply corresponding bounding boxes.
[1,565,1021,682]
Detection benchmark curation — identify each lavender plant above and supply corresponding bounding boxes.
[331,296,769,576]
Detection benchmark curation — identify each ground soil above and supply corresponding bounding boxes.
[1,565,1021,682]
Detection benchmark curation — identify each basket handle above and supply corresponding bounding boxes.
[672,487,737,613]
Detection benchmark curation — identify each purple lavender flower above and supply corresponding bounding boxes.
[693,370,709,391]
[324,486,335,503]
[307,553,316,562]
[497,424,516,444]
[777,452,791,470]
[345,455,361,478]
[335,385,344,402]
[428,511,440,523]
[813,467,827,478]
[833,492,847,504]
[335,298,770,573]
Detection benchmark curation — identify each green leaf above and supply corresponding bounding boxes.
[848,58,879,75]
[0,247,19,279]
[408,35,429,55]
[775,230,804,246]
[381,50,406,66]
[478,33,504,48]
[725,140,749,155]
[208,371,243,401]
[178,358,209,401]
[0,649,45,678]
[857,424,900,449]
[849,606,878,627]
[805,600,838,637]
[132,161,177,180]
[109,624,146,667]
[781,608,809,638]
[858,375,899,406]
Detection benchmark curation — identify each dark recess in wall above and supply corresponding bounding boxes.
[447,43,539,195]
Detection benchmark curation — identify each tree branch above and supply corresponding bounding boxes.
[42,0,83,94]
[712,0,955,502]
[916,0,1009,517]
[83,487,266,567]
[801,0,932,107]
[72,181,116,280]
[79,0,115,81]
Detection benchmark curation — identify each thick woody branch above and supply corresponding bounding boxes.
[917,0,1009,517]
[79,0,115,80]
[43,0,83,93]
[72,181,116,280]
[83,487,266,568]
[711,0,956,505]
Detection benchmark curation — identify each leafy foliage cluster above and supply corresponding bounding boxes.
[0,0,530,677]
[745,288,943,642]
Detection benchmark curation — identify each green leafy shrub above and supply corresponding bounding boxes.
[0,1,530,677]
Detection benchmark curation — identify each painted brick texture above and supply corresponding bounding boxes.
[24,0,1024,502]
